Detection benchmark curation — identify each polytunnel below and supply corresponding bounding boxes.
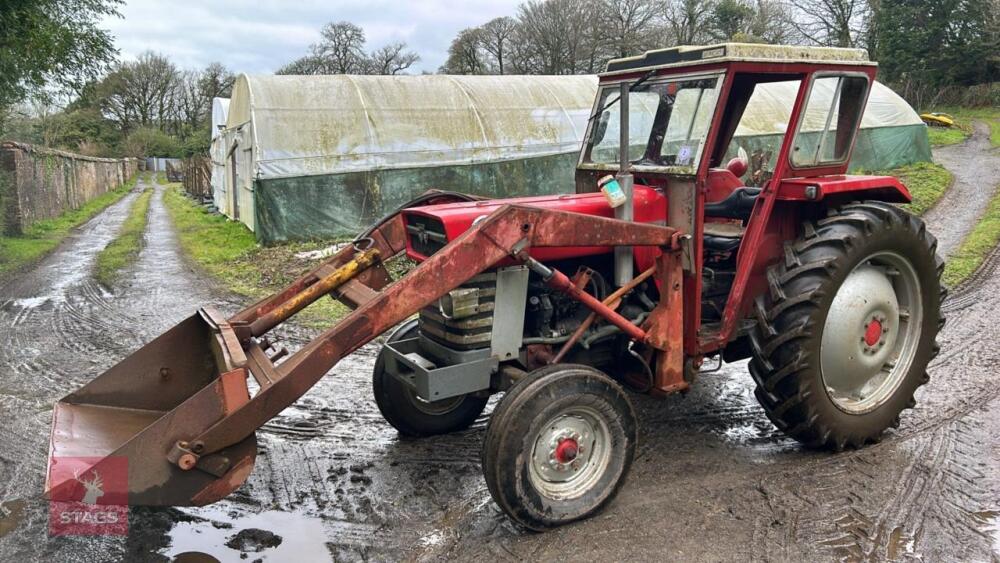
[210,98,230,209]
[215,74,928,243]
[219,74,597,242]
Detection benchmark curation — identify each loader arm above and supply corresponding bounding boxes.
[46,204,681,507]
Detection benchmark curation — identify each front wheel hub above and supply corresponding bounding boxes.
[529,409,611,500]
[554,438,579,464]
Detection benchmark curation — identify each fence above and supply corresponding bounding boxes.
[179,156,211,199]
[0,141,138,236]
[145,156,181,172]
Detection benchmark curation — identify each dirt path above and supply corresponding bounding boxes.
[0,132,998,561]
[924,121,1000,257]
[0,179,241,561]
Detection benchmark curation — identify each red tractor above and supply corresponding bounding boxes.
[46,44,943,530]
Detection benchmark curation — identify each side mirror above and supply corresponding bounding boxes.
[594,111,610,144]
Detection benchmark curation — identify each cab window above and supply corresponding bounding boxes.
[790,75,869,168]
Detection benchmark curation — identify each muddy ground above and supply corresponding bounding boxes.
[0,125,998,562]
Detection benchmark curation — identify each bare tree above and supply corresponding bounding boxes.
[276,56,325,75]
[278,21,421,76]
[367,42,420,75]
[787,0,869,48]
[516,0,593,74]
[601,0,662,58]
[99,51,180,133]
[313,21,369,73]
[198,62,236,101]
[663,0,716,45]
[441,28,487,74]
[478,16,518,74]
[746,0,795,43]
[710,0,794,43]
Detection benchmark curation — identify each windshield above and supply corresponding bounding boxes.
[584,75,722,172]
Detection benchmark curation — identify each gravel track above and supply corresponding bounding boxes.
[0,126,997,562]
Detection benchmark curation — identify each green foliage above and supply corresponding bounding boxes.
[712,0,755,40]
[925,126,969,147]
[0,0,121,113]
[162,185,349,326]
[94,187,152,286]
[0,171,139,278]
[123,127,182,158]
[943,185,1000,286]
[865,162,952,216]
[889,162,953,216]
[877,0,998,88]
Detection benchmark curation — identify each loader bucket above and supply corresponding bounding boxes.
[45,310,257,506]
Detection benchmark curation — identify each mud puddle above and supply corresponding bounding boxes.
[161,505,327,562]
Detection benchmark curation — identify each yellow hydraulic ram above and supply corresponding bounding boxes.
[248,248,380,336]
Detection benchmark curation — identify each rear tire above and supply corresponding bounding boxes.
[373,320,488,437]
[481,364,637,530]
[749,202,944,450]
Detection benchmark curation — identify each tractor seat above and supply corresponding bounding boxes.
[704,187,761,220]
[703,222,745,253]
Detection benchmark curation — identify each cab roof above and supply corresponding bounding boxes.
[603,43,874,76]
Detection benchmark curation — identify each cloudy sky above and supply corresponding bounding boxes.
[101,0,524,75]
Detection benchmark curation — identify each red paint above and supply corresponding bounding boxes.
[777,175,911,202]
[543,265,649,342]
[864,319,882,347]
[555,438,579,463]
[402,186,668,264]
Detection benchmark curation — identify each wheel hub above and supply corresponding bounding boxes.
[862,315,888,352]
[554,437,580,464]
[821,253,923,414]
[528,409,611,500]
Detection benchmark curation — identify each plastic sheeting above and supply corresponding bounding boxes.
[211,98,229,140]
[226,74,597,179]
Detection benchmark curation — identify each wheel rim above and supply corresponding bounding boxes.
[820,251,923,414]
[401,385,465,416]
[527,406,612,500]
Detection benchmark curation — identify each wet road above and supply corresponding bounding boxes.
[923,121,1000,257]
[0,125,998,562]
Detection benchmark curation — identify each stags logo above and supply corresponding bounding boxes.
[49,457,128,536]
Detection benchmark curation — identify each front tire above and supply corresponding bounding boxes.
[373,320,488,437]
[481,365,637,530]
[749,202,944,450]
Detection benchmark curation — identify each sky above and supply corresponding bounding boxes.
[101,0,524,75]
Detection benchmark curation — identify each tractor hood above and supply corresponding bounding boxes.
[401,186,667,263]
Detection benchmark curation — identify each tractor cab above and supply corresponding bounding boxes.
[574,43,904,351]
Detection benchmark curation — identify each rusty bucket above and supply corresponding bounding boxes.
[45,310,257,506]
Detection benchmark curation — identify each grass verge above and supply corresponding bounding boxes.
[922,106,1000,148]
[0,172,145,280]
[94,187,153,286]
[870,162,953,216]
[942,184,1000,287]
[926,126,967,147]
[162,184,350,327]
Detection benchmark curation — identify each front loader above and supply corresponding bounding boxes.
[47,44,944,530]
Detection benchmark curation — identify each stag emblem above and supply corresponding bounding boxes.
[73,469,105,504]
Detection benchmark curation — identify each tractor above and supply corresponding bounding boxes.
[46,44,943,530]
